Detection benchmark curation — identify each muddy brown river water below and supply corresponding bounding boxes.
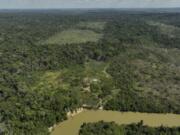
[51,110,180,135]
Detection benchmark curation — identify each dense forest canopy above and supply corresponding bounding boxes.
[79,121,180,135]
[0,9,180,134]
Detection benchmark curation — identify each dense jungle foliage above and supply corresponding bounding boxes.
[79,121,180,135]
[0,9,180,134]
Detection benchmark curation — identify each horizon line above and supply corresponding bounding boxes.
[0,7,180,10]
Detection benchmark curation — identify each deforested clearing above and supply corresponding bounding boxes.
[45,29,103,45]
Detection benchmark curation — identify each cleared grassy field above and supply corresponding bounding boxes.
[45,29,102,45]
[77,21,106,30]
[31,61,109,91]
[147,21,180,37]
[30,60,111,106]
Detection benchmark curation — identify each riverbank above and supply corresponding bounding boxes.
[67,108,85,118]
[49,107,86,132]
[50,110,180,135]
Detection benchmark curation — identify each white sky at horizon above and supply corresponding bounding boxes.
[0,0,180,9]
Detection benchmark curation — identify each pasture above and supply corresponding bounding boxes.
[45,29,103,45]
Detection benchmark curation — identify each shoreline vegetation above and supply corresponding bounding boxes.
[79,121,180,135]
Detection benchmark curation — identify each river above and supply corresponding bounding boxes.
[51,110,180,135]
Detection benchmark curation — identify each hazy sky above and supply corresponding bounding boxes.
[0,0,180,9]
